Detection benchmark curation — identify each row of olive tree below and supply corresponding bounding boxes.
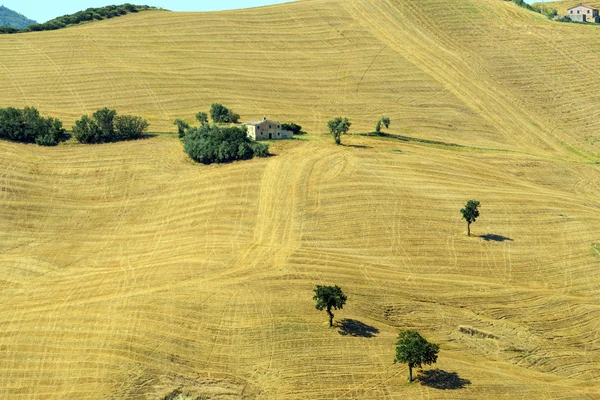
[313,285,439,383]
[73,108,149,144]
[0,106,149,146]
[327,116,391,145]
[0,107,66,146]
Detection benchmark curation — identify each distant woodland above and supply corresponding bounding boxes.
[0,4,160,34]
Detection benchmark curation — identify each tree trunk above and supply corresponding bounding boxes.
[327,306,334,327]
[408,365,413,383]
[467,222,471,237]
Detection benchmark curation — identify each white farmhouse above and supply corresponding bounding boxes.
[244,118,293,140]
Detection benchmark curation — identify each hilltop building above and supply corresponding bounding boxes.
[567,4,599,22]
[244,118,293,140]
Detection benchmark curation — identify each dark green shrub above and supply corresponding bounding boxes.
[73,108,148,144]
[0,106,65,146]
[209,103,240,124]
[115,115,149,140]
[174,119,190,138]
[93,108,117,140]
[35,134,58,146]
[250,142,269,157]
[183,124,269,164]
[281,122,303,135]
[73,115,103,144]
[195,112,208,125]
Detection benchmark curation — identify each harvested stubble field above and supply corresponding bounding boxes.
[1,0,600,398]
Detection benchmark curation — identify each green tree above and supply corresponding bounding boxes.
[73,108,148,144]
[376,116,391,134]
[281,122,303,135]
[313,285,347,327]
[115,115,149,140]
[394,330,439,383]
[460,200,480,237]
[209,103,239,124]
[0,106,65,146]
[327,117,351,145]
[183,124,269,164]
[72,115,102,144]
[174,119,190,138]
[93,108,117,142]
[195,112,209,126]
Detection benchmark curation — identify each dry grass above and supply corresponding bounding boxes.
[1,0,600,398]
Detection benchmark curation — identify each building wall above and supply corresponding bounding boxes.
[569,6,598,20]
[570,13,587,22]
[245,120,293,140]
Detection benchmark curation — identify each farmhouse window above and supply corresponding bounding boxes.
[269,125,272,128]
[570,10,573,13]
[588,10,590,13]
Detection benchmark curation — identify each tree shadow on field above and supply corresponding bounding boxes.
[417,369,471,390]
[343,144,372,149]
[479,234,513,242]
[140,133,159,140]
[337,319,379,338]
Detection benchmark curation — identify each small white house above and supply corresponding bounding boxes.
[244,118,293,140]
[567,3,599,22]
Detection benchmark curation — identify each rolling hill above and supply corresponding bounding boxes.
[0,6,36,28]
[1,0,600,398]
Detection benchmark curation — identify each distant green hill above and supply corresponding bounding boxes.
[0,6,36,29]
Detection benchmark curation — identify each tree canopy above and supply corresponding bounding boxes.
[174,119,190,138]
[394,330,440,382]
[182,123,269,164]
[0,106,65,146]
[376,117,391,133]
[209,103,240,124]
[73,108,149,144]
[195,112,209,126]
[327,117,351,145]
[313,285,347,327]
[281,123,303,135]
[460,200,481,236]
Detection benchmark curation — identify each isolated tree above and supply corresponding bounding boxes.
[394,330,439,383]
[195,112,208,126]
[375,116,391,133]
[174,119,189,138]
[313,285,347,327]
[460,200,481,237]
[327,117,351,145]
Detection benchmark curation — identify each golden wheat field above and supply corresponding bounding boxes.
[2,0,600,398]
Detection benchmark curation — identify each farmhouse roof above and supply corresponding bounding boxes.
[567,3,598,10]
[245,118,278,126]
